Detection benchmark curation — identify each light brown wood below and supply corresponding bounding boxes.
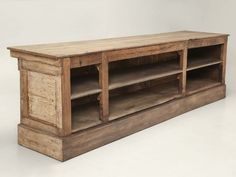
[109,82,181,120]
[60,58,72,136]
[187,78,221,95]
[8,31,229,161]
[106,42,185,62]
[8,31,228,59]
[19,67,29,120]
[70,53,102,68]
[72,102,101,132]
[98,53,109,121]
[220,39,228,84]
[11,51,61,66]
[27,71,61,126]
[188,36,226,48]
[187,57,222,71]
[21,117,58,135]
[21,60,62,76]
[18,125,63,161]
[71,76,101,100]
[109,61,182,90]
[178,48,187,94]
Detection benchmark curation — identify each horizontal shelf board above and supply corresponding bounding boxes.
[109,83,181,120]
[187,57,221,71]
[109,62,182,90]
[186,78,221,95]
[71,77,101,100]
[72,102,101,132]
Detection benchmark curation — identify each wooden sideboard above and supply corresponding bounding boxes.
[8,31,229,161]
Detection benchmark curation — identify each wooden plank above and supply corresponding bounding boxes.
[109,82,181,120]
[70,53,102,68]
[186,78,221,95]
[220,39,228,84]
[178,49,187,94]
[109,61,181,90]
[10,51,61,66]
[18,124,63,161]
[21,60,62,76]
[19,67,29,120]
[188,36,226,48]
[187,58,222,71]
[60,58,72,136]
[71,76,101,100]
[22,117,58,135]
[72,102,101,132]
[8,31,228,58]
[106,42,185,62]
[98,53,109,121]
[63,85,225,161]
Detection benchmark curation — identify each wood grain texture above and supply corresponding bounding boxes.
[106,42,185,62]
[18,125,63,161]
[8,31,228,58]
[220,39,228,84]
[188,36,226,48]
[70,53,102,68]
[11,31,229,161]
[62,85,226,161]
[19,66,29,120]
[28,71,60,126]
[179,48,187,94]
[60,58,72,136]
[109,61,182,90]
[98,53,109,121]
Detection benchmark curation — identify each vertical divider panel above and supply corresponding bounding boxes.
[99,53,109,122]
[179,47,188,95]
[18,59,29,121]
[220,38,228,84]
[61,58,72,136]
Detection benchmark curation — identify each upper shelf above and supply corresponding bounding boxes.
[187,56,222,71]
[7,31,228,58]
[71,76,100,100]
[109,61,182,90]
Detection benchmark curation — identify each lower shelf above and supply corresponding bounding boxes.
[187,78,221,94]
[109,83,181,120]
[72,82,181,132]
[72,102,101,132]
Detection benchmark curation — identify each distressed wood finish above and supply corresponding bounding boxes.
[8,31,229,161]
[98,53,109,121]
[18,85,225,161]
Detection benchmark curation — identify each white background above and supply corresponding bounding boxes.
[0,0,236,177]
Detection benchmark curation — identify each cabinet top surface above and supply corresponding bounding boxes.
[8,31,228,59]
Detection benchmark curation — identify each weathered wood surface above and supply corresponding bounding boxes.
[18,85,225,161]
[109,61,182,90]
[8,31,228,58]
[18,125,63,161]
[9,31,228,162]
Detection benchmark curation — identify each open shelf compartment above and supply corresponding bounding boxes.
[71,94,101,132]
[71,65,100,100]
[186,64,222,94]
[109,75,182,120]
[187,45,222,71]
[109,52,182,90]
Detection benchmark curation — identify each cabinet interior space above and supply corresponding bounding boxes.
[109,75,181,120]
[109,52,182,90]
[71,93,101,132]
[186,64,222,94]
[71,65,100,100]
[187,45,222,71]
